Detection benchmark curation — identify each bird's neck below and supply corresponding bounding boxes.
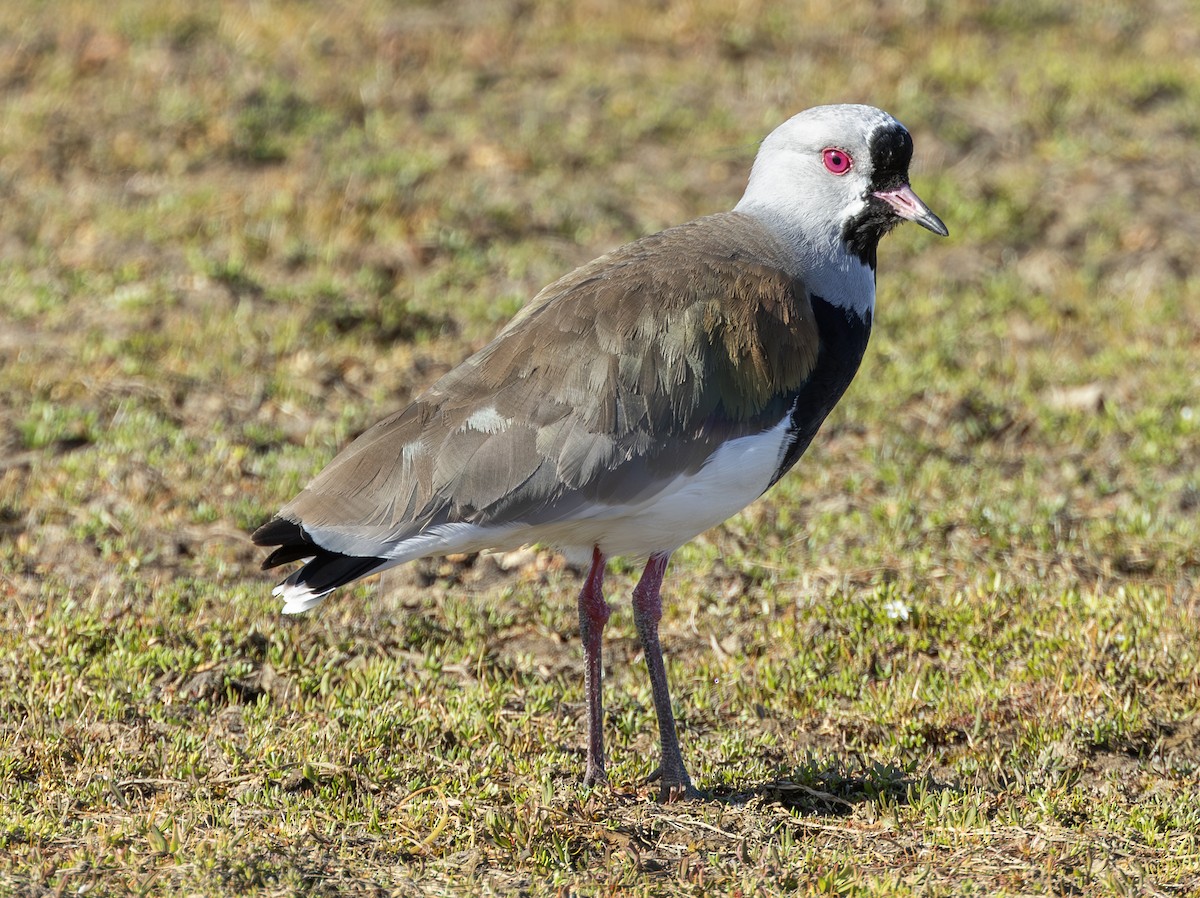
[733,200,877,320]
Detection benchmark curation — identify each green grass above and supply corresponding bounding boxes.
[1,0,1199,894]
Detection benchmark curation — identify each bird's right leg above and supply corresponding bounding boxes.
[578,545,610,787]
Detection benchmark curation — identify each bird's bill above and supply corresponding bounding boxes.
[873,184,949,237]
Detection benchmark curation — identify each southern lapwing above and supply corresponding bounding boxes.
[254,104,947,800]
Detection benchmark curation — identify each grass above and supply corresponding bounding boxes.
[1,0,1199,894]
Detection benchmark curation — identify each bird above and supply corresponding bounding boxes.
[253,104,947,801]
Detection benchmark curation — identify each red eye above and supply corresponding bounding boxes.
[822,147,852,175]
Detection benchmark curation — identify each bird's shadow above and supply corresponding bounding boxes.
[705,752,954,815]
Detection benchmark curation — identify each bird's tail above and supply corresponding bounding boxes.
[252,517,388,614]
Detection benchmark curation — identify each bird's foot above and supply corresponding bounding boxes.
[582,762,609,789]
[641,766,703,802]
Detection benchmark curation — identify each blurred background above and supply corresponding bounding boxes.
[0,1,1197,894]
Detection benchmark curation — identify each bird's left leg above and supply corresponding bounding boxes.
[632,552,701,801]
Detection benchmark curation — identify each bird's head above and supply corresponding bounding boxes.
[736,104,947,270]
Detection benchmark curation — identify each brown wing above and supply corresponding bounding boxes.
[276,212,820,555]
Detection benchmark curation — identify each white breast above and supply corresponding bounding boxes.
[517,411,796,561]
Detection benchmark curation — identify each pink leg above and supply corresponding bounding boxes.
[632,553,698,801]
[578,546,610,787]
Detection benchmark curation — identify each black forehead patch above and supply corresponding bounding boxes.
[868,124,913,191]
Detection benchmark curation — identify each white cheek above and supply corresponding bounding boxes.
[839,190,868,222]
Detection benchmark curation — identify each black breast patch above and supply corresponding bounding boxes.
[769,294,872,487]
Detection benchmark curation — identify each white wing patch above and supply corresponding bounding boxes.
[400,441,423,463]
[463,406,511,434]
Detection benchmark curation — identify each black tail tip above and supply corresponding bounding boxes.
[253,517,318,569]
[251,516,389,595]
